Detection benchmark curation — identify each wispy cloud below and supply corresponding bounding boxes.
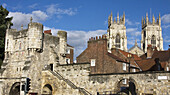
[126,28,138,33]
[46,4,77,17]
[126,19,140,26]
[126,28,141,37]
[2,3,7,8]
[162,13,170,24]
[164,36,170,43]
[162,24,170,28]
[28,3,38,9]
[127,37,140,46]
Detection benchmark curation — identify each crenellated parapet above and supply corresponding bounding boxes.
[108,12,125,28]
[142,13,161,29]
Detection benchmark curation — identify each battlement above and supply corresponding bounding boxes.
[108,12,125,28]
[142,13,161,29]
[88,35,107,42]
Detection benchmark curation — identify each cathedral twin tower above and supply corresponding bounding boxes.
[107,12,163,53]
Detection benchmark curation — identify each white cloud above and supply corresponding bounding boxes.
[126,28,141,37]
[8,10,48,29]
[32,10,48,21]
[162,14,170,24]
[28,3,38,9]
[126,19,140,26]
[127,37,140,46]
[44,26,106,60]
[164,36,170,43]
[126,28,138,33]
[132,31,141,36]
[68,29,106,60]
[46,4,77,16]
[126,19,133,25]
[2,3,7,8]
[162,24,170,28]
[165,40,170,43]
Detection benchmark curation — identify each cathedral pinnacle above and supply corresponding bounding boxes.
[117,12,119,23]
[146,12,149,25]
[152,14,155,25]
[135,39,137,46]
[159,13,161,26]
[123,12,125,25]
[111,11,113,17]
[142,16,143,26]
[114,17,116,23]
[30,17,33,23]
[21,24,23,30]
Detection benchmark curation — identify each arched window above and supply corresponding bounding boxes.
[42,84,52,95]
[115,34,120,48]
[151,35,156,48]
[19,42,21,50]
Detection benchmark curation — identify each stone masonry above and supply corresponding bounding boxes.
[0,17,169,95]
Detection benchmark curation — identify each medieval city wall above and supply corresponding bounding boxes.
[52,63,170,95]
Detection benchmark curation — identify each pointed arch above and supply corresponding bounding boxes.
[9,82,20,95]
[151,35,156,48]
[42,84,53,95]
[115,34,120,48]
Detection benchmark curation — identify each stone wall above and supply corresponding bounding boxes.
[56,64,170,95]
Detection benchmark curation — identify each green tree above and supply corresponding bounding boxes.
[0,5,13,68]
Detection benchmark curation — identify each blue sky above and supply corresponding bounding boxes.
[1,0,170,60]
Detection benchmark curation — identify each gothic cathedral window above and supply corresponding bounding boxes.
[151,35,156,48]
[115,34,120,48]
[19,42,21,50]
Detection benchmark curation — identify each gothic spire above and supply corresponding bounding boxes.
[135,39,137,46]
[142,16,143,26]
[123,12,125,25]
[152,14,155,25]
[114,17,116,23]
[30,17,33,23]
[117,12,119,23]
[146,12,149,25]
[159,13,161,26]
[21,24,23,30]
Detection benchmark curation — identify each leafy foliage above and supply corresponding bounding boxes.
[0,5,13,68]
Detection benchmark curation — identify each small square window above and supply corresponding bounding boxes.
[66,58,70,64]
[122,79,127,84]
[66,49,70,54]
[132,68,136,72]
[123,63,126,71]
[91,59,96,66]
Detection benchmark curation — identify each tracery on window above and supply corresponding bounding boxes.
[151,35,156,48]
[115,34,120,48]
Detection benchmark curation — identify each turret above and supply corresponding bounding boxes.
[27,17,43,52]
[57,31,67,64]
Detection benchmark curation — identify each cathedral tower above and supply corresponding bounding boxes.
[141,13,163,52]
[107,12,127,52]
